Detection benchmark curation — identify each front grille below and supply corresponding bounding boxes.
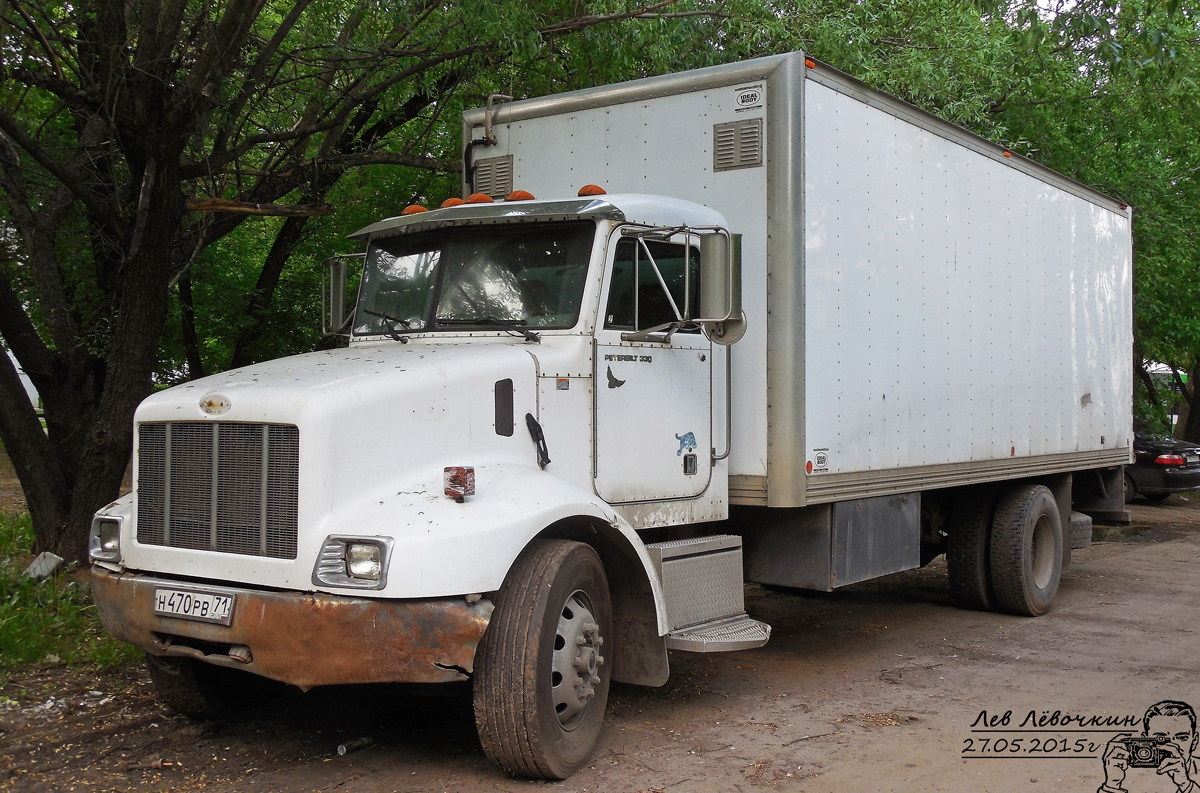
[137,422,299,559]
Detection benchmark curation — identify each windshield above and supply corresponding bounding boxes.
[354,221,595,336]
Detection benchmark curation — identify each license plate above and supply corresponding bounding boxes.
[153,586,236,625]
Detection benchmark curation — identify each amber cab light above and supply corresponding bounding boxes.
[401,205,428,215]
[578,184,606,196]
[441,197,466,208]
[444,466,476,501]
[465,193,494,204]
[1155,453,1186,466]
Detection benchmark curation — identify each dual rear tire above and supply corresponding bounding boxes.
[947,484,1063,617]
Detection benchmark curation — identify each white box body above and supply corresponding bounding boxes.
[464,52,1133,508]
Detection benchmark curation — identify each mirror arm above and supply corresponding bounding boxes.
[619,321,686,344]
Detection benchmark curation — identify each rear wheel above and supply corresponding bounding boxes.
[947,489,998,611]
[989,485,1063,616]
[1124,472,1137,503]
[145,654,282,718]
[474,540,612,779]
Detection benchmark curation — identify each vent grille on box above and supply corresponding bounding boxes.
[473,154,514,199]
[713,118,763,172]
[137,422,299,559]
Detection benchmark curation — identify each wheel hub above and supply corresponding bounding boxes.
[551,591,605,729]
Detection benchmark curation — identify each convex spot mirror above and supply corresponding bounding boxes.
[698,232,747,345]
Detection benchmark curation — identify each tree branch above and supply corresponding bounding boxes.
[0,111,123,235]
[183,196,335,216]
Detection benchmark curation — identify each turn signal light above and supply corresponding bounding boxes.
[444,466,476,501]
[1155,453,1186,466]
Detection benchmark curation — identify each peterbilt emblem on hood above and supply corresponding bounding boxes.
[199,394,231,415]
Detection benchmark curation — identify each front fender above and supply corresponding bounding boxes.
[327,462,670,634]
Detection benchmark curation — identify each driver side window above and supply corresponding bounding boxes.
[604,238,700,331]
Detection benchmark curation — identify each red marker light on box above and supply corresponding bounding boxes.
[444,466,476,501]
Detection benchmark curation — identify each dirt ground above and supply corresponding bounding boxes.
[4,487,1200,793]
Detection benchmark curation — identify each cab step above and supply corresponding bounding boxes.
[666,615,771,652]
[645,534,771,653]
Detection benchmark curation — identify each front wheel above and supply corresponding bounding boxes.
[473,540,612,779]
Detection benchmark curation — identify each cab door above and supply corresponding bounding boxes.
[593,232,713,503]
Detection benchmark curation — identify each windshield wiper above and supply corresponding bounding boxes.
[362,308,411,343]
[439,316,540,343]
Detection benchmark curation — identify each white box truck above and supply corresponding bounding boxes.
[90,52,1132,779]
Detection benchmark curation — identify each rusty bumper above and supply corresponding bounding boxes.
[91,567,492,690]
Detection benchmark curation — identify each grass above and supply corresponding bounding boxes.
[0,511,139,681]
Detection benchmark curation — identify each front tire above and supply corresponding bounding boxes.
[989,485,1063,616]
[474,540,612,779]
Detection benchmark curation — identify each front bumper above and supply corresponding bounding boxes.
[91,567,492,690]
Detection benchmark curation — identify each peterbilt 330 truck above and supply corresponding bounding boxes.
[90,52,1132,779]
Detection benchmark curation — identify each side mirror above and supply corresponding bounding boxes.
[698,232,747,345]
[321,254,361,336]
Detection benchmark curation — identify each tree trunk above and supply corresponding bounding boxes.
[228,215,311,369]
[179,275,206,380]
[21,162,180,561]
[1177,359,1200,443]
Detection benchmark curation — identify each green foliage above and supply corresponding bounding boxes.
[763,0,1021,133]
[0,513,138,677]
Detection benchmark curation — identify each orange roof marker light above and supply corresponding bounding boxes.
[401,204,428,215]
[804,58,816,69]
[578,184,606,197]
[507,190,536,201]
[465,193,495,204]
[441,197,466,208]
[1003,151,1013,158]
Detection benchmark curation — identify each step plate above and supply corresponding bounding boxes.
[665,615,771,653]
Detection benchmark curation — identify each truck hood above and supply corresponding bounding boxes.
[137,342,537,427]
[135,341,542,534]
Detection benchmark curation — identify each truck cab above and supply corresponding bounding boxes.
[90,190,764,780]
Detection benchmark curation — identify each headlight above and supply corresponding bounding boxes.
[89,517,122,563]
[346,543,382,580]
[312,536,392,590]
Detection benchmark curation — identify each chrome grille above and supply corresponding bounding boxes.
[137,422,299,559]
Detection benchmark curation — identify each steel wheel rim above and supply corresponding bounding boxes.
[550,589,605,730]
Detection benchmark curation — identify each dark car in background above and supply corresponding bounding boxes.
[1126,431,1200,502]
